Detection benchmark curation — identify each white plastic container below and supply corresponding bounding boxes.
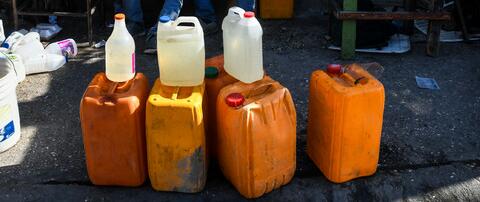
[0,19,5,43]
[45,38,78,57]
[24,53,66,75]
[0,53,25,83]
[30,23,62,40]
[105,13,135,82]
[10,32,45,62]
[2,31,24,50]
[157,16,205,86]
[222,10,264,83]
[0,61,20,153]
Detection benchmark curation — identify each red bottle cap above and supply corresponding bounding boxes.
[244,12,255,18]
[226,93,245,107]
[327,64,342,74]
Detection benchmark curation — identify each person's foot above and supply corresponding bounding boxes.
[143,27,157,54]
[126,21,145,37]
[198,19,219,36]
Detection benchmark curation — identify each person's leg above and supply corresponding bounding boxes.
[159,0,184,21]
[236,0,255,11]
[194,0,217,23]
[121,0,144,24]
[145,0,184,54]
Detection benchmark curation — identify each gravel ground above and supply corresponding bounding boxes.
[0,15,479,201]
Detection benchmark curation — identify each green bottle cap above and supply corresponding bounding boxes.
[205,66,219,78]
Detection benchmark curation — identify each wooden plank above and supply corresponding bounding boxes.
[341,0,357,59]
[426,0,442,57]
[334,10,451,20]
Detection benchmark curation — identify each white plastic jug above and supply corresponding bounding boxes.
[105,13,135,82]
[2,31,24,50]
[45,38,78,57]
[0,53,25,83]
[0,60,20,153]
[24,53,66,75]
[157,16,205,86]
[10,32,45,62]
[222,10,264,83]
[0,19,5,43]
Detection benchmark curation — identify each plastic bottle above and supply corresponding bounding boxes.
[1,31,24,50]
[222,7,245,81]
[105,13,136,82]
[24,53,67,75]
[10,32,44,61]
[157,16,205,86]
[0,53,25,83]
[0,19,5,43]
[45,38,78,57]
[222,10,263,83]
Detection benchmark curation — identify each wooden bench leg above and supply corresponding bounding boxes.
[426,0,442,57]
[341,0,357,59]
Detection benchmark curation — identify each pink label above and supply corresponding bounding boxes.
[131,53,135,73]
[56,39,75,56]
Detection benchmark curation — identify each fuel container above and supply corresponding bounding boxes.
[217,76,296,198]
[146,79,207,193]
[307,63,385,183]
[80,72,149,186]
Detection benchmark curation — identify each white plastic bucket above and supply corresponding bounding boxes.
[0,53,25,83]
[0,61,20,153]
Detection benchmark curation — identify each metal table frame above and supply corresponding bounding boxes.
[11,0,99,45]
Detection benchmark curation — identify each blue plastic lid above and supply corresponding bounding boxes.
[1,43,9,49]
[159,16,171,23]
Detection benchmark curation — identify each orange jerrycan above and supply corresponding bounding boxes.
[307,64,385,183]
[259,0,294,19]
[217,77,297,198]
[80,72,149,186]
[204,54,237,159]
[146,79,207,193]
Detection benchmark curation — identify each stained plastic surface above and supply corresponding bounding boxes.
[259,0,294,19]
[80,73,149,186]
[217,77,296,198]
[307,63,385,183]
[146,79,207,193]
[204,55,237,159]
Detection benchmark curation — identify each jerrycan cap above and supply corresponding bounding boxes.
[244,12,255,18]
[226,93,245,107]
[205,66,219,78]
[114,13,125,20]
[327,64,342,74]
[159,15,171,23]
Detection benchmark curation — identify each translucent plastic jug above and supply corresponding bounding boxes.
[45,38,78,57]
[222,9,263,83]
[1,31,24,50]
[105,13,136,82]
[157,16,205,86]
[10,32,44,61]
[24,53,66,75]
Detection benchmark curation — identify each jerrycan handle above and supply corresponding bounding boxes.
[173,17,202,34]
[246,81,276,99]
[228,7,245,20]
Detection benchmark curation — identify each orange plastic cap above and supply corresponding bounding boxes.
[115,13,125,20]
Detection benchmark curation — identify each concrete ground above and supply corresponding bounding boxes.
[0,15,479,201]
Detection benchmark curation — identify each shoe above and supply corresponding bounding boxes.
[126,21,145,37]
[143,28,157,54]
[198,19,219,36]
